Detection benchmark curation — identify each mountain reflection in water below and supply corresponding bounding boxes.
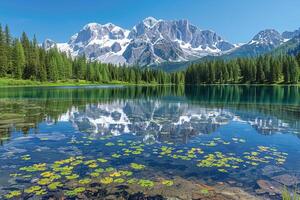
[0,85,300,199]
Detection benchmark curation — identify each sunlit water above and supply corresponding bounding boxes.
[0,85,299,199]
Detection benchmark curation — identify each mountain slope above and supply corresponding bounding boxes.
[43,17,234,66]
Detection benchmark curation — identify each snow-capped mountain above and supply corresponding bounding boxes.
[43,17,234,66]
[216,29,288,59]
[282,28,300,40]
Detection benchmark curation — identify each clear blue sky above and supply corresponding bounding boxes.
[1,0,300,43]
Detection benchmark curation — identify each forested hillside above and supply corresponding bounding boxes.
[1,23,300,86]
[185,54,300,84]
[0,24,184,85]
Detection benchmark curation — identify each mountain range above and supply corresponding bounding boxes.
[43,17,300,71]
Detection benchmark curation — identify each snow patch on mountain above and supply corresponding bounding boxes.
[43,17,236,66]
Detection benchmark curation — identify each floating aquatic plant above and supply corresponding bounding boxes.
[105,142,115,146]
[97,158,108,163]
[105,167,115,172]
[5,190,21,198]
[138,179,154,187]
[48,181,63,190]
[95,168,104,173]
[111,153,121,158]
[66,174,79,180]
[10,173,21,177]
[200,189,210,195]
[78,178,91,185]
[127,178,138,184]
[25,185,41,194]
[21,154,31,161]
[100,177,113,184]
[114,178,125,183]
[110,171,122,177]
[88,163,98,168]
[38,178,53,185]
[218,169,228,173]
[130,163,145,170]
[41,171,55,178]
[161,180,174,186]
[90,172,100,177]
[35,188,47,196]
[119,170,133,176]
[20,163,47,172]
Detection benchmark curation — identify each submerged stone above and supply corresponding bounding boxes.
[272,174,300,186]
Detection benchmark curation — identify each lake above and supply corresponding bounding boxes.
[0,85,299,200]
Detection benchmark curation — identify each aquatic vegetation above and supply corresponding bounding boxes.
[84,160,97,165]
[127,178,138,184]
[35,188,47,195]
[38,178,53,185]
[25,185,41,193]
[90,172,100,177]
[66,174,79,180]
[5,190,21,198]
[74,187,86,193]
[71,159,83,166]
[112,153,121,158]
[95,168,104,173]
[10,173,21,177]
[206,141,217,147]
[114,178,125,183]
[100,177,114,184]
[110,171,122,177]
[48,181,63,190]
[161,180,174,186]
[88,163,98,168]
[138,179,154,187]
[131,150,142,155]
[105,142,115,146]
[200,189,210,195]
[218,169,228,173]
[105,167,115,172]
[197,152,243,170]
[130,163,145,170]
[281,187,300,200]
[20,163,47,172]
[41,171,55,178]
[97,158,108,163]
[119,170,133,176]
[78,178,91,185]
[117,143,126,146]
[21,154,31,161]
[64,187,86,197]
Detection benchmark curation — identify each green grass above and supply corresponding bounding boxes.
[282,187,300,200]
[0,78,172,87]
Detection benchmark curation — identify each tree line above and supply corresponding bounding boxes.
[0,24,184,85]
[185,54,300,84]
[1,23,300,85]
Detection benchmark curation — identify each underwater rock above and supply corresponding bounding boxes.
[57,146,82,156]
[272,174,300,186]
[262,165,285,176]
[256,180,281,195]
[216,187,259,200]
[35,146,51,152]
[35,133,66,141]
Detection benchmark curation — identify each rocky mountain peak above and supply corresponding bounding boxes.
[250,29,283,46]
[43,17,235,66]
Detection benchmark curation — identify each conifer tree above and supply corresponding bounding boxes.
[12,39,25,79]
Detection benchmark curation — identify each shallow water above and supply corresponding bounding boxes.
[0,85,299,199]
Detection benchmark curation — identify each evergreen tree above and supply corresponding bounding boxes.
[12,39,25,79]
[0,24,7,77]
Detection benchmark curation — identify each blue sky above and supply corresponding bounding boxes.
[1,0,300,43]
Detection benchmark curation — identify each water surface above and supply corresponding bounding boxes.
[0,85,299,199]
